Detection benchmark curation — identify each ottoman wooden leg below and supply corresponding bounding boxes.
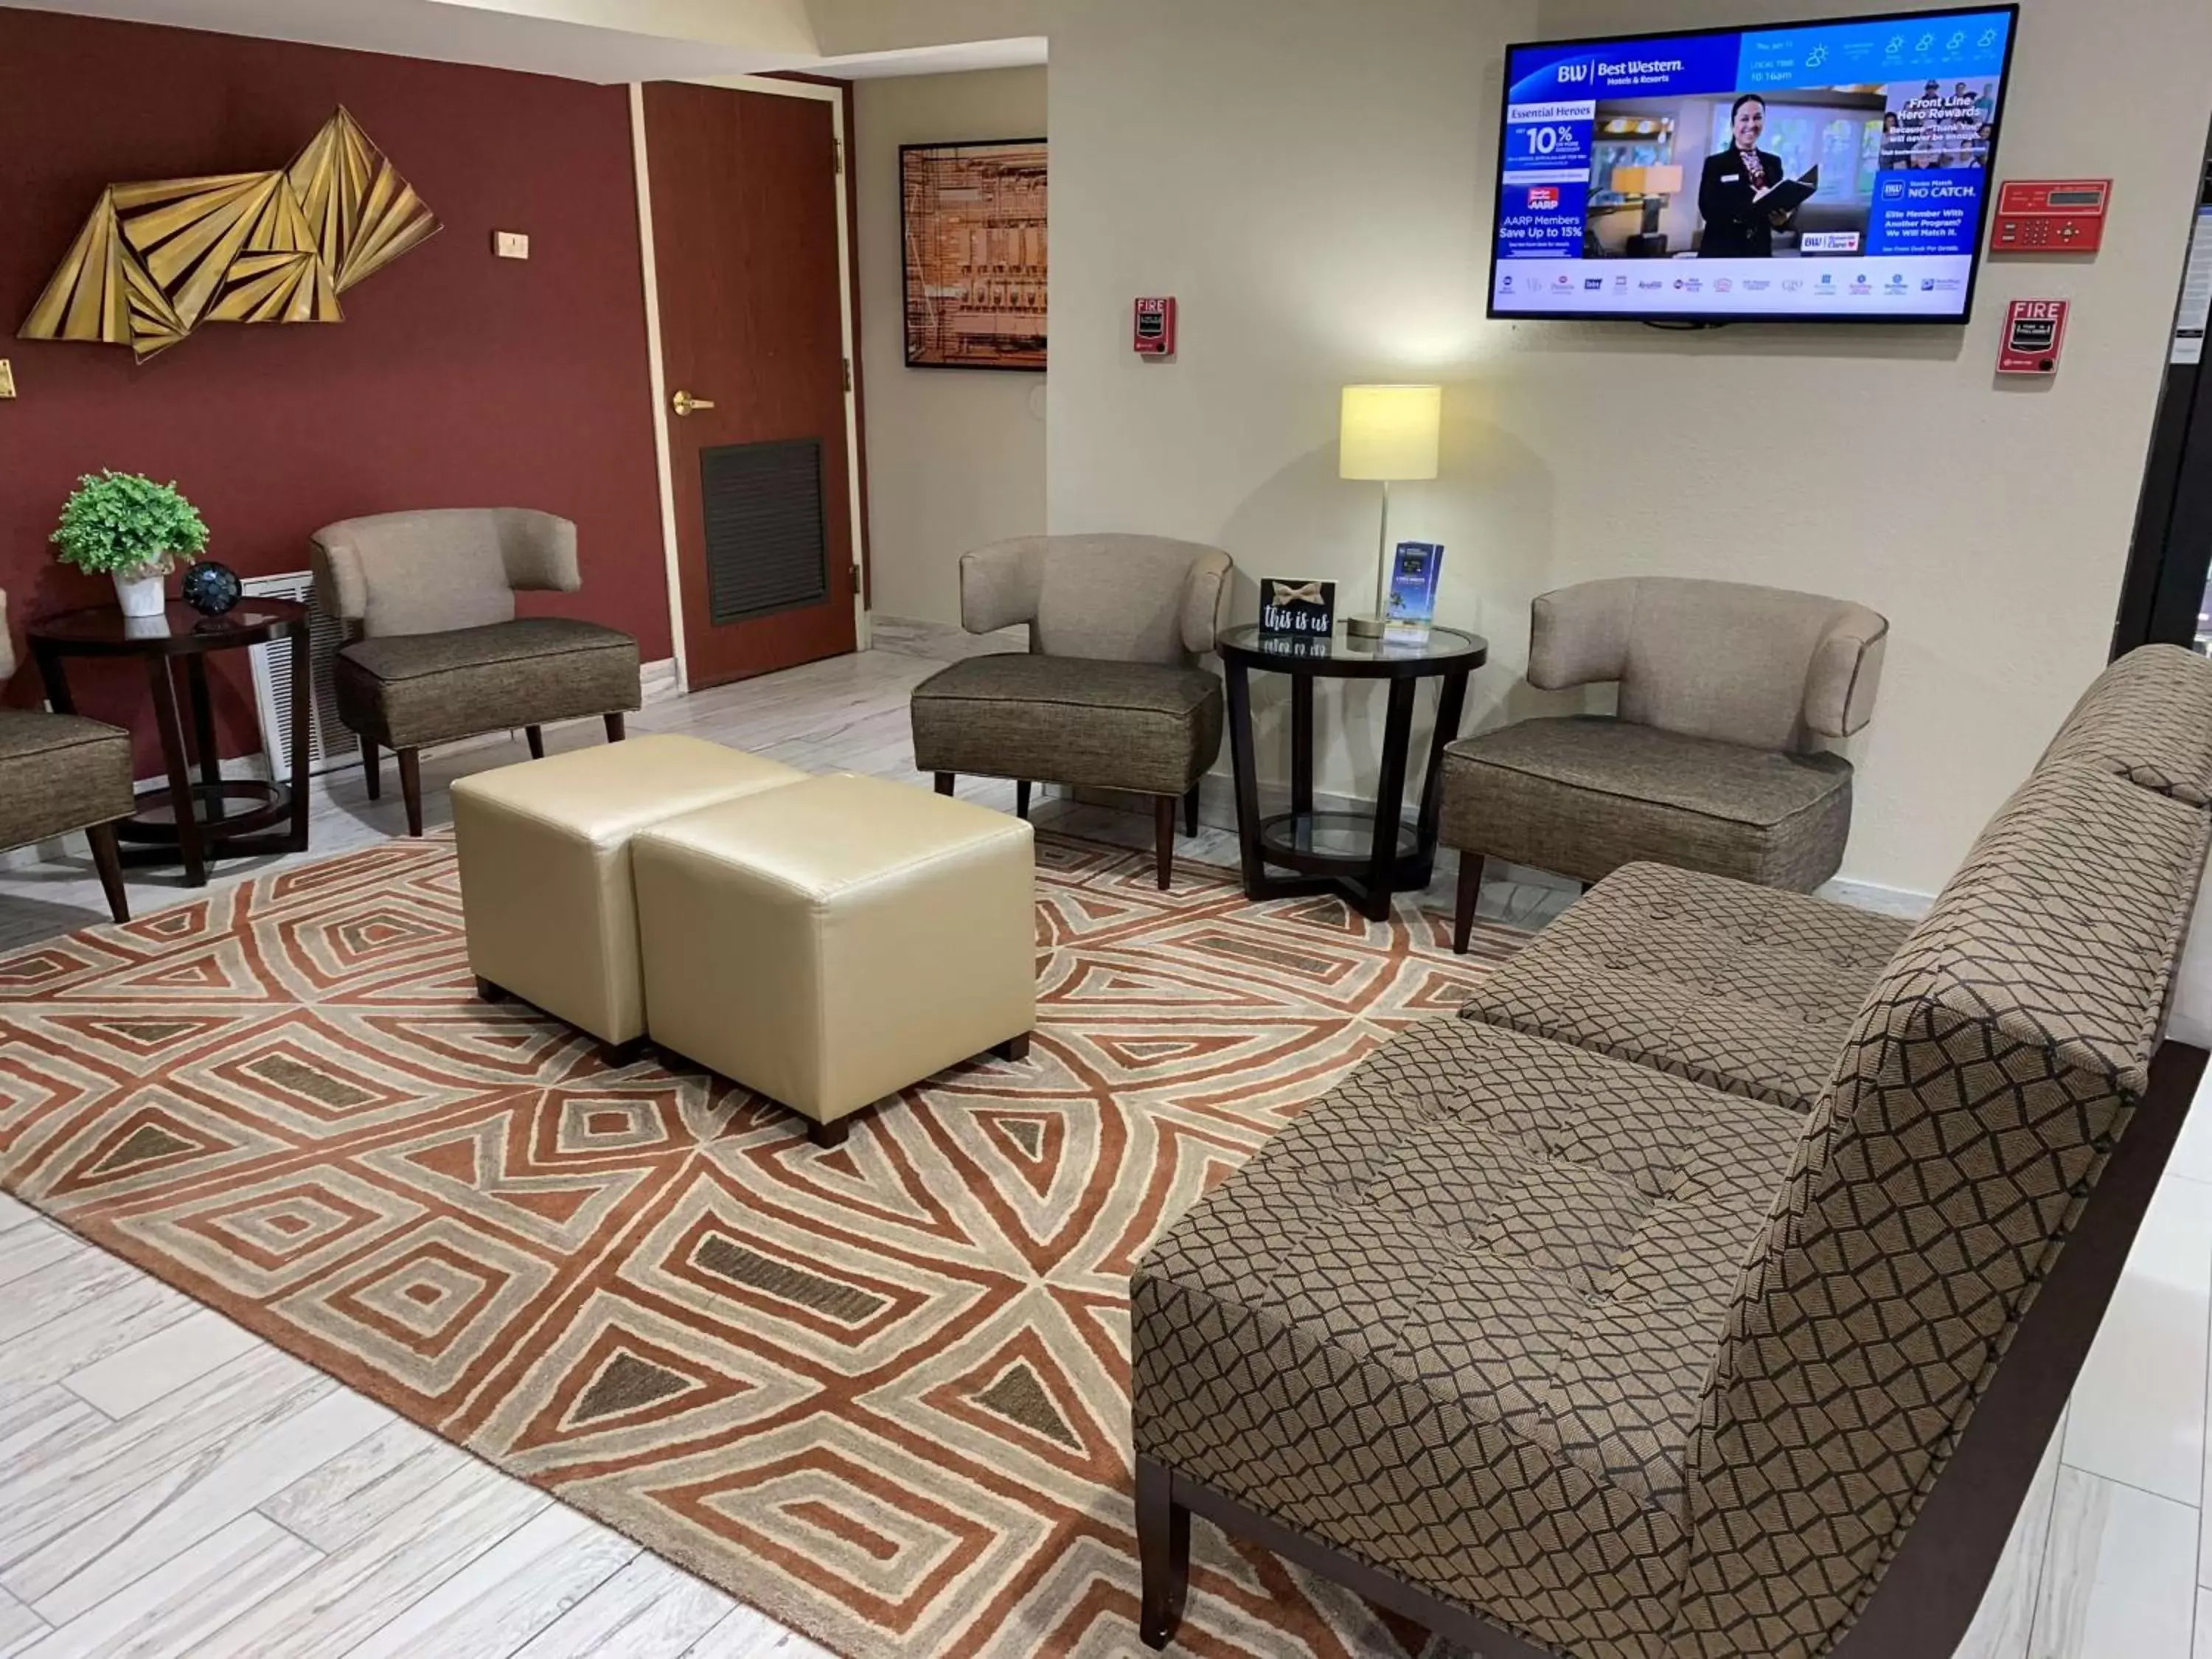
[993,1032,1032,1062]
[526,725,545,759]
[398,747,425,837]
[1015,779,1031,819]
[1453,855,1485,956]
[476,977,509,1002]
[1153,796,1175,891]
[605,712,627,743]
[934,772,955,796]
[807,1116,852,1148]
[361,734,382,799]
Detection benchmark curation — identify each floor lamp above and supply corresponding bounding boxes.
[1339,384,1441,639]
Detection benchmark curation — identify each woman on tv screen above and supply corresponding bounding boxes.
[1697,93,1792,257]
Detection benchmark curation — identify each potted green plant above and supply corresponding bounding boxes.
[51,471,210,619]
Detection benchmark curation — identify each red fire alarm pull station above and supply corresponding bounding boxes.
[1997,299,2070,375]
[1992,180,2112,254]
[1133,297,1176,356]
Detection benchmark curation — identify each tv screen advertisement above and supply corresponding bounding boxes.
[1489,5,2018,323]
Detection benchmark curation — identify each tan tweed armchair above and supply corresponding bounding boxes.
[310,509,641,836]
[1441,577,1887,952]
[0,589,135,921]
[908,535,1234,889]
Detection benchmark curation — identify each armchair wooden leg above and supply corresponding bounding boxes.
[361,734,381,800]
[87,824,130,924]
[397,747,425,838]
[1183,784,1200,838]
[1153,796,1176,891]
[1453,854,1486,956]
[526,725,545,759]
[934,772,955,797]
[807,1116,852,1148]
[605,712,626,743]
[993,1032,1032,1061]
[1136,1456,1190,1649]
[1015,779,1031,820]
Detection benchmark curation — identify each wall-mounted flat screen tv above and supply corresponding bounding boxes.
[1489,5,2019,324]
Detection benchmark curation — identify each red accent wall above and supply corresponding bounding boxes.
[0,9,668,760]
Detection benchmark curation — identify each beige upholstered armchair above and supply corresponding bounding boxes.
[909,535,1234,888]
[311,509,640,836]
[1440,576,1887,951]
[0,589,135,921]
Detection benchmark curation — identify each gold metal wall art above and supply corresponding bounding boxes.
[20,108,439,364]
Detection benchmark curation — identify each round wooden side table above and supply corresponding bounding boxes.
[29,599,313,887]
[1217,622,1489,921]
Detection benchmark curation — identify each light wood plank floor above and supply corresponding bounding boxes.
[1,619,2205,1658]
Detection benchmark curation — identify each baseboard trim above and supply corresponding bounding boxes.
[641,657,681,706]
[1818,876,1936,919]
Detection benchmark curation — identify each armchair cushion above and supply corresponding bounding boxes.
[0,709,135,852]
[1441,715,1854,891]
[310,508,580,639]
[1460,861,1911,1113]
[910,654,1222,798]
[335,618,639,751]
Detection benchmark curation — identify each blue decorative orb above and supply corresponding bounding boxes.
[181,561,241,616]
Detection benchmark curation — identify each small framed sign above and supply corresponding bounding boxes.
[1259,577,1335,640]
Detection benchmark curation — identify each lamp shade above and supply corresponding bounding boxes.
[1644,163,1685,195]
[1338,384,1441,481]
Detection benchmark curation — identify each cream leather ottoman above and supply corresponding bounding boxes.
[633,773,1036,1144]
[452,734,806,1046]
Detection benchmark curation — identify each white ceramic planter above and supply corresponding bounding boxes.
[112,568,167,617]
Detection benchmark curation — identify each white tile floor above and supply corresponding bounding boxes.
[0,620,2206,1657]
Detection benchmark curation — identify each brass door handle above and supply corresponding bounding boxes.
[671,390,715,416]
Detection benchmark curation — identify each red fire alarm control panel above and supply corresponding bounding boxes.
[1992,180,2112,254]
[1133,297,1177,356]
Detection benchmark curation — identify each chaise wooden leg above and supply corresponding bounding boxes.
[605,712,626,743]
[1453,854,1485,956]
[476,977,509,1002]
[1153,795,1176,891]
[807,1115,852,1148]
[993,1032,1032,1062]
[1015,779,1031,820]
[361,733,381,799]
[1183,784,1200,838]
[87,823,130,923]
[397,747,425,837]
[526,725,545,759]
[1136,1455,1190,1650]
[934,772,955,797]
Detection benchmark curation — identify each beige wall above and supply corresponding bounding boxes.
[856,66,1048,626]
[1045,0,2212,899]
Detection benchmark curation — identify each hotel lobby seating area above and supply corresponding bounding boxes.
[6,1,2212,1656]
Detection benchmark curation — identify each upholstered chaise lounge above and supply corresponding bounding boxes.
[1132,644,2212,1659]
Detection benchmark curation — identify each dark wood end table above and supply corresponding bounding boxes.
[1218,622,1489,921]
[29,599,312,887]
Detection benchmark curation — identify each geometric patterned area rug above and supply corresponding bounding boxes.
[0,830,1514,1658]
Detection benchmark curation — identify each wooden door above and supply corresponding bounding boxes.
[643,82,857,689]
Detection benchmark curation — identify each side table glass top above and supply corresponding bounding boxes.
[1216,622,1486,669]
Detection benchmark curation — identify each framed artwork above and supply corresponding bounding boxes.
[900,138,1047,371]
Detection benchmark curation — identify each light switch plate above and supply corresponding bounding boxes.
[493,231,530,260]
[0,360,15,399]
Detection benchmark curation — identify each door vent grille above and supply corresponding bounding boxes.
[242,571,350,777]
[700,439,827,625]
